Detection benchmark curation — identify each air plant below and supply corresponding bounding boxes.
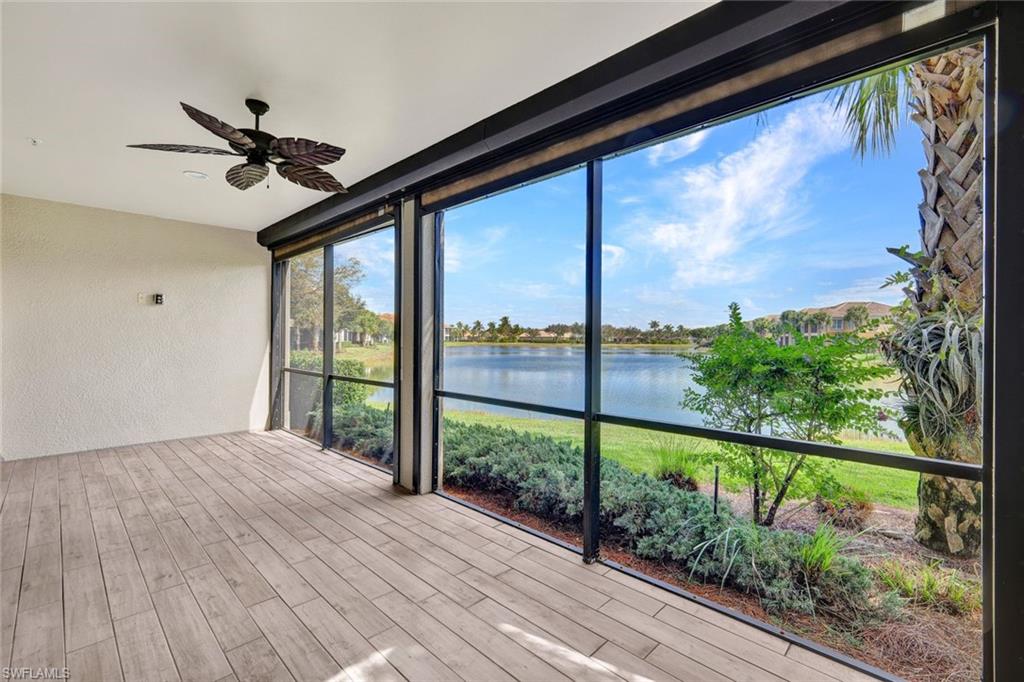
[882,306,982,446]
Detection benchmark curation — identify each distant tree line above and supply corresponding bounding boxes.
[447,304,873,347]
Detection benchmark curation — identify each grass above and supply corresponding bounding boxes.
[441,407,920,511]
[876,559,981,614]
[335,343,394,371]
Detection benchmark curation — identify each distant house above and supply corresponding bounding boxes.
[767,301,892,346]
[519,329,560,342]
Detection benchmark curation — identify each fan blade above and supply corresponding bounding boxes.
[180,102,255,149]
[225,163,268,190]
[273,137,346,165]
[276,162,347,193]
[127,143,241,156]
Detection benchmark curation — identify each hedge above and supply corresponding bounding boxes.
[288,350,373,407]
[330,407,880,621]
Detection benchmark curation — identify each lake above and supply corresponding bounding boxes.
[369,343,903,440]
[439,344,702,424]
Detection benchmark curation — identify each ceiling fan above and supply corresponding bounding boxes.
[128,99,348,193]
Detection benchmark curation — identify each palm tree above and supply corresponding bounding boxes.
[843,304,870,331]
[833,44,984,555]
[808,311,831,335]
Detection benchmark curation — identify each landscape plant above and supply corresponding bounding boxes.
[648,431,700,490]
[682,303,891,526]
[832,44,985,555]
[876,559,980,615]
[440,417,879,622]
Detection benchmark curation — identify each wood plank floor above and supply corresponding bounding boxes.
[0,431,874,682]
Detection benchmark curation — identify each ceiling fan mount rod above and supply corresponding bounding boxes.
[245,98,270,130]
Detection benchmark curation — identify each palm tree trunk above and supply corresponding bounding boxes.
[903,45,985,556]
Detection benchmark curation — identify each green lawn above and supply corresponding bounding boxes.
[441,408,920,510]
[335,344,394,371]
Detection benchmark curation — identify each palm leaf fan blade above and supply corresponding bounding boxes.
[225,163,268,190]
[276,162,347,193]
[180,102,255,149]
[274,137,346,166]
[126,143,241,156]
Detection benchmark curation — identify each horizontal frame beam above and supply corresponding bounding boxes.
[258,2,911,249]
[273,211,397,261]
[432,391,977,481]
[329,375,396,389]
[435,390,584,420]
[596,413,983,481]
[281,367,320,379]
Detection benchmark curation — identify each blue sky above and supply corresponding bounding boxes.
[441,89,924,329]
[334,227,395,315]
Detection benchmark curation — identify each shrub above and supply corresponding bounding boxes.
[288,351,373,408]
[442,418,880,623]
[332,404,395,466]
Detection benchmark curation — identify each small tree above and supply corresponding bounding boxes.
[683,303,890,525]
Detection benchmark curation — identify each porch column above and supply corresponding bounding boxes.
[397,197,436,493]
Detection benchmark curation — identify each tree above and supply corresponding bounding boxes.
[682,303,889,525]
[843,304,870,331]
[833,44,984,555]
[353,309,382,345]
[496,316,515,342]
[332,256,366,337]
[779,309,806,333]
[289,252,325,351]
[751,317,772,338]
[471,320,483,339]
[808,311,830,335]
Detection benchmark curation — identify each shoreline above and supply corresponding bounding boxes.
[444,341,694,350]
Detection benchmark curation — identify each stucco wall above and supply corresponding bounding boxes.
[1,194,270,459]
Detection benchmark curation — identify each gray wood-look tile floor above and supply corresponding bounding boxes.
[0,430,872,682]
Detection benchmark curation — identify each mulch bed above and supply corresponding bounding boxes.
[443,483,982,682]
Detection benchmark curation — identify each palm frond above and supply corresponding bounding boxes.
[829,65,910,159]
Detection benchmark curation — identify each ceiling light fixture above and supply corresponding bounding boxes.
[182,170,208,180]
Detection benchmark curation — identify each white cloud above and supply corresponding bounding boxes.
[603,244,627,274]
[561,243,627,286]
[633,101,848,289]
[335,233,394,277]
[646,129,711,166]
[445,226,507,273]
[513,282,557,299]
[814,276,907,307]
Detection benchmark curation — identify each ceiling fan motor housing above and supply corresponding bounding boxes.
[232,128,277,163]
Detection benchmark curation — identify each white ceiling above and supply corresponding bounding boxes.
[1,2,711,232]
